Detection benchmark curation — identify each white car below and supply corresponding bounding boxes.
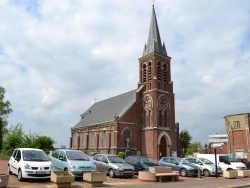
[8,148,52,181]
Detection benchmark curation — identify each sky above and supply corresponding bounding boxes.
[0,0,250,148]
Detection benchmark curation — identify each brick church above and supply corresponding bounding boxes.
[70,5,180,160]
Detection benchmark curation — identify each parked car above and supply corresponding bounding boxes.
[8,148,52,181]
[125,155,159,173]
[93,154,134,178]
[50,149,96,177]
[238,158,250,170]
[184,157,223,176]
[158,157,198,177]
[87,152,99,159]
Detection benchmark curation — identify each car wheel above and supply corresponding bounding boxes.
[109,169,116,178]
[203,169,210,177]
[8,165,12,175]
[180,168,187,177]
[18,169,23,181]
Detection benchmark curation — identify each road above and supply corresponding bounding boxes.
[2,159,250,188]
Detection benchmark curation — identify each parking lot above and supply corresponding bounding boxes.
[2,159,250,188]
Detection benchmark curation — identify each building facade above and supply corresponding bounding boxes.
[70,6,180,160]
[224,113,250,159]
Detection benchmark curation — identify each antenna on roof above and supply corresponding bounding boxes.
[153,0,155,6]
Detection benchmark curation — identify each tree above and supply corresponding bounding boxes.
[180,129,192,157]
[2,124,25,154]
[0,86,12,151]
[31,135,55,153]
[187,141,203,155]
[2,124,55,154]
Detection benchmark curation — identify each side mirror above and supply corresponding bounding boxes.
[59,157,66,161]
[15,157,21,162]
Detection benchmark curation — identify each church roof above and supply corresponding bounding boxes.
[143,5,167,56]
[73,90,137,128]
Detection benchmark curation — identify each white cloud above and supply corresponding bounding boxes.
[1,0,250,147]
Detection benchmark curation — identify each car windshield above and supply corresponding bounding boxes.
[227,155,240,162]
[66,151,90,161]
[22,150,49,161]
[141,157,156,164]
[199,158,213,164]
[180,159,191,164]
[108,156,125,163]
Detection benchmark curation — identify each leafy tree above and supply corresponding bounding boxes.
[187,141,203,155]
[2,124,55,154]
[31,135,55,153]
[180,129,192,157]
[2,124,25,154]
[0,86,12,151]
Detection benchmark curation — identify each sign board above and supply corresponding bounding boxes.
[208,134,228,138]
[211,143,224,148]
[208,134,228,143]
[208,138,228,143]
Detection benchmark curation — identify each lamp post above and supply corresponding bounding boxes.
[204,143,208,154]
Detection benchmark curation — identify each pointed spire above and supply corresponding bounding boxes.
[143,5,167,56]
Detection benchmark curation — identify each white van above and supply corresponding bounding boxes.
[197,154,246,171]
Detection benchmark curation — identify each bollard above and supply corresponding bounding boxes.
[198,168,201,179]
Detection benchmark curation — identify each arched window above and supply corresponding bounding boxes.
[82,132,86,148]
[123,128,131,148]
[158,110,162,127]
[102,131,106,148]
[143,64,146,83]
[148,62,152,81]
[90,132,95,148]
[163,63,167,83]
[162,111,166,127]
[148,62,152,90]
[157,62,161,81]
[73,134,77,148]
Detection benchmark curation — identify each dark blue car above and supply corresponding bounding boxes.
[158,157,198,177]
[125,155,159,173]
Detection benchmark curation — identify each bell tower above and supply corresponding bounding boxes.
[139,5,178,159]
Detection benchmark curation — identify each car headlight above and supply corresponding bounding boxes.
[117,166,123,170]
[69,162,77,169]
[186,166,193,170]
[24,163,31,169]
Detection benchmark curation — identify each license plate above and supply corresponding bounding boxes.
[36,171,48,174]
[124,171,131,173]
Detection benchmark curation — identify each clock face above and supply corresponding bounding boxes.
[159,98,168,109]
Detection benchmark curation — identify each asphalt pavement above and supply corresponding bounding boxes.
[14,176,250,188]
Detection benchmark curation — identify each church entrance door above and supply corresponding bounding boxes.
[159,136,167,159]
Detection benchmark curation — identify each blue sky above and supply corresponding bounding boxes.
[1,0,250,148]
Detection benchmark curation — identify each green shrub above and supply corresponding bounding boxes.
[118,151,125,159]
[0,151,11,160]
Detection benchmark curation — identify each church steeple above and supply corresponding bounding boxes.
[143,5,167,56]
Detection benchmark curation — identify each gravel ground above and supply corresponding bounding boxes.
[0,160,145,187]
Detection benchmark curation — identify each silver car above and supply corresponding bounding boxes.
[184,157,223,176]
[93,154,135,178]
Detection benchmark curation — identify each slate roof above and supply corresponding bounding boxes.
[143,5,167,56]
[73,90,137,128]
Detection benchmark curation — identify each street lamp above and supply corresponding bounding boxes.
[204,143,208,154]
